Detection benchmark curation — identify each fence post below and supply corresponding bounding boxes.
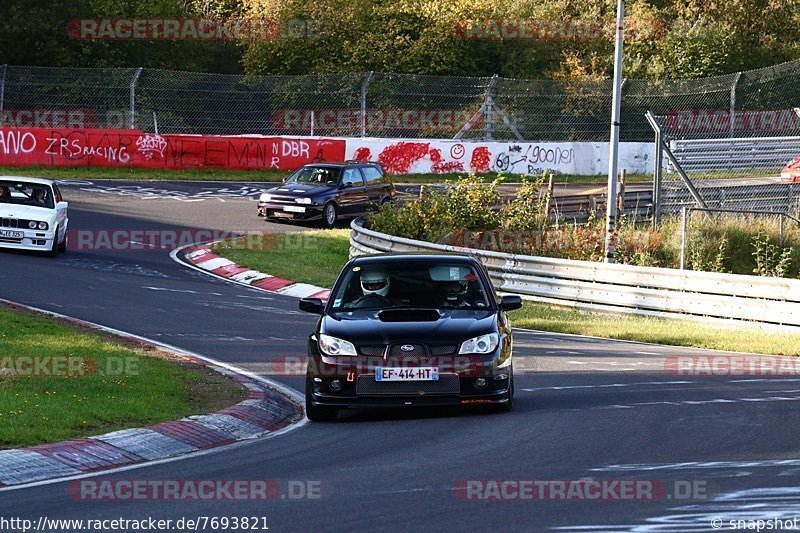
[360,71,373,137]
[0,65,6,115]
[617,168,626,216]
[648,111,663,227]
[484,74,499,141]
[542,172,555,228]
[680,206,688,270]
[129,67,143,129]
[729,72,742,139]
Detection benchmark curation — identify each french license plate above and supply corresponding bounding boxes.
[283,205,306,213]
[376,367,439,381]
[0,230,23,239]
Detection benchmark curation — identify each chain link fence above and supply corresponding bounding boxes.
[2,61,800,142]
[648,98,800,220]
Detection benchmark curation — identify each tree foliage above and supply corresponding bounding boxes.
[1,0,799,80]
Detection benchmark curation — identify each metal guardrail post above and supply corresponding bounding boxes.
[0,65,6,115]
[679,206,688,270]
[646,110,664,226]
[484,75,499,141]
[360,71,373,137]
[729,72,741,140]
[129,67,143,130]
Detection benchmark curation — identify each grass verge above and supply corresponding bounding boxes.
[214,228,800,356]
[0,305,246,448]
[0,165,649,185]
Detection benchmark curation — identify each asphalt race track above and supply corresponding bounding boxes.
[2,181,800,532]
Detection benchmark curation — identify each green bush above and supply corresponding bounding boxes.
[500,175,548,231]
[445,176,501,231]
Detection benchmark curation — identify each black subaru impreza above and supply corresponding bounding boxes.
[299,253,522,421]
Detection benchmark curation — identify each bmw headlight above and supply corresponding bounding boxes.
[319,334,357,356]
[28,221,37,229]
[296,197,312,205]
[38,222,48,230]
[259,193,272,202]
[458,333,499,354]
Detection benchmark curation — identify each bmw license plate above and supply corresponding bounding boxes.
[283,205,306,213]
[0,230,23,239]
[376,367,438,381]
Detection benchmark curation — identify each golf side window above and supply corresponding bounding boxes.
[342,168,363,187]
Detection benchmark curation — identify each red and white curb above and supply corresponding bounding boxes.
[0,298,306,491]
[176,243,330,300]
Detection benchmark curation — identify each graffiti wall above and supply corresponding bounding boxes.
[0,128,346,171]
[346,139,652,175]
[0,128,651,175]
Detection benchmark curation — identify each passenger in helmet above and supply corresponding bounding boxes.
[441,280,469,306]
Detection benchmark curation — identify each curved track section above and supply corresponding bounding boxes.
[0,181,799,531]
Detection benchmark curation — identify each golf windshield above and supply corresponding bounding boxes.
[331,262,491,311]
[285,166,341,186]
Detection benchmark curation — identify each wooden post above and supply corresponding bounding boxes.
[542,172,555,228]
[617,168,626,219]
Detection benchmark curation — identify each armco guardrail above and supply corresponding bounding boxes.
[350,218,800,327]
[669,137,800,173]
[660,182,800,215]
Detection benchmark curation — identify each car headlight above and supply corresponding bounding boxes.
[295,197,312,205]
[38,222,48,230]
[28,221,37,229]
[319,334,357,356]
[259,193,272,202]
[459,333,499,354]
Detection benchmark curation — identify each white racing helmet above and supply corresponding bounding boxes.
[360,268,390,297]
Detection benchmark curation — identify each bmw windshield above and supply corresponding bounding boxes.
[0,181,55,209]
[285,166,341,186]
[330,261,492,311]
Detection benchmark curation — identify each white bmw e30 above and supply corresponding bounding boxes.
[0,177,69,257]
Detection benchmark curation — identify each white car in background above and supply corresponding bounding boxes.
[0,177,68,257]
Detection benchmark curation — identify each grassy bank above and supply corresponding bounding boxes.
[0,165,649,185]
[214,229,350,288]
[0,306,246,448]
[214,228,800,355]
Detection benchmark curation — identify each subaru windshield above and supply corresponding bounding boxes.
[330,261,492,311]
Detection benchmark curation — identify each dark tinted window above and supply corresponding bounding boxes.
[362,166,383,185]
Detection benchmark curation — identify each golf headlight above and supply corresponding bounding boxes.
[319,334,357,356]
[38,222,48,230]
[296,197,312,205]
[259,193,272,202]
[459,333,499,354]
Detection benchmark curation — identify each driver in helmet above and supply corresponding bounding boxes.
[350,268,393,307]
[360,268,390,297]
